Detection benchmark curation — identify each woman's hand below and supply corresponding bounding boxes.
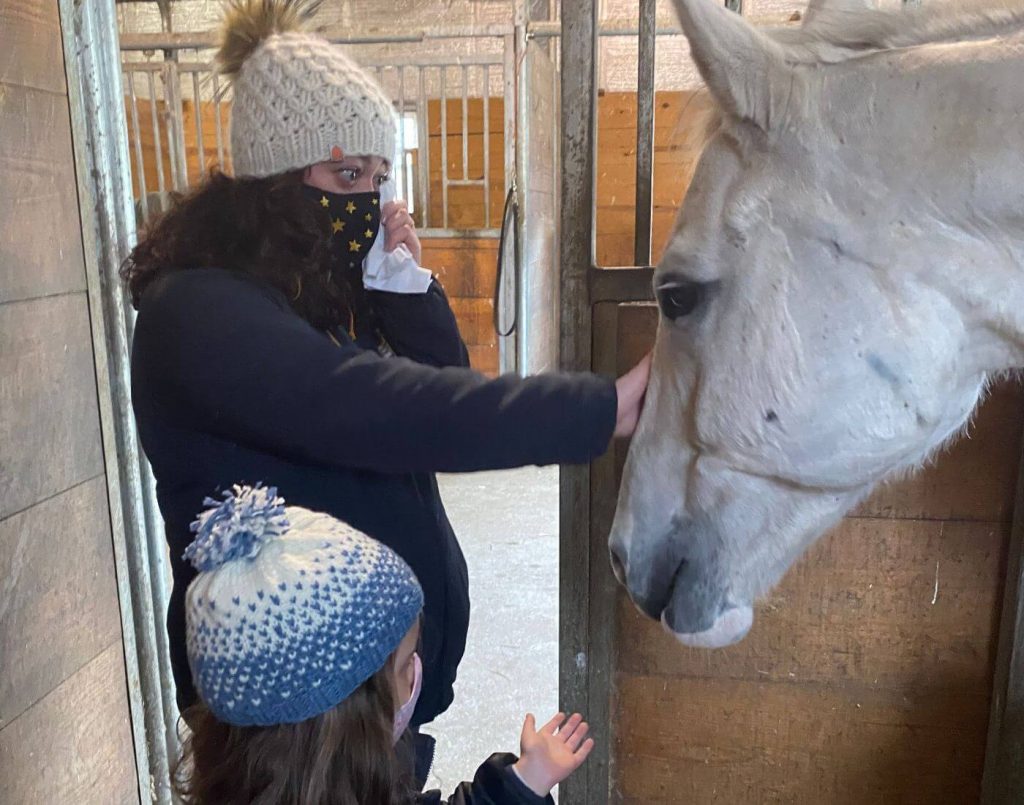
[512,712,594,797]
[381,200,422,265]
[614,352,652,439]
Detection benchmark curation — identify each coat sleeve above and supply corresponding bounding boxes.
[419,753,554,805]
[368,279,471,369]
[137,270,616,475]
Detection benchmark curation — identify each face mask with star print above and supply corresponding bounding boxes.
[305,186,382,273]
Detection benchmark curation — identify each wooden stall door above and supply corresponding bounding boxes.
[0,0,139,801]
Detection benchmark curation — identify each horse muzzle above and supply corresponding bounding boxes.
[609,516,753,648]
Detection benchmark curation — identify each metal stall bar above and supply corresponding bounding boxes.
[192,70,206,180]
[417,65,431,228]
[59,0,179,799]
[634,0,657,267]
[146,70,167,194]
[483,64,491,227]
[119,24,517,51]
[440,66,449,227]
[161,60,189,189]
[212,72,226,169]
[558,0,601,801]
[503,32,516,202]
[461,65,470,184]
[397,66,407,205]
[125,69,150,222]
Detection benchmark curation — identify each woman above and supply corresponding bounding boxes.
[123,0,650,767]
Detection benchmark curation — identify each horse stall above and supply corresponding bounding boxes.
[557,1,1024,803]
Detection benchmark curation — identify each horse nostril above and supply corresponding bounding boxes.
[609,546,627,585]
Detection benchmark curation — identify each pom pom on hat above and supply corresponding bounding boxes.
[216,0,319,79]
[184,485,424,727]
[184,484,289,572]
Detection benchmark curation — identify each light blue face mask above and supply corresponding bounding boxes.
[393,652,422,745]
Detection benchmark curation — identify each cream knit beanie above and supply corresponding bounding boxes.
[217,0,397,178]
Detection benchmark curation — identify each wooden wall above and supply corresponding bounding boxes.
[602,206,1024,801]
[596,90,717,267]
[0,1,138,801]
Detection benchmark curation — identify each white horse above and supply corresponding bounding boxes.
[610,0,1024,648]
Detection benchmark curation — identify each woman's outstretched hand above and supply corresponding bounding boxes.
[512,712,594,797]
[614,352,653,439]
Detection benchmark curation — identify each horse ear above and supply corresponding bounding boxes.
[669,0,797,131]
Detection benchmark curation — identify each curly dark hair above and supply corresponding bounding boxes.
[121,170,366,333]
[173,663,412,805]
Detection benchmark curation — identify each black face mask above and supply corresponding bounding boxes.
[304,186,382,272]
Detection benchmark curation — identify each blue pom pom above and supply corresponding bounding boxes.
[183,484,289,572]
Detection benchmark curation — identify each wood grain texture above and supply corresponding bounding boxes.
[0,478,122,726]
[0,83,88,304]
[982,444,1024,804]
[614,669,990,804]
[0,294,105,519]
[618,517,1008,690]
[424,238,499,298]
[596,91,716,267]
[0,643,138,804]
[0,0,66,94]
[448,296,497,352]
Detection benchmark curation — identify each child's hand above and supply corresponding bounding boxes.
[512,712,594,797]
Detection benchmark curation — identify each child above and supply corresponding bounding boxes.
[174,484,593,804]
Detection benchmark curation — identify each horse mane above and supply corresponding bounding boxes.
[776,0,1024,61]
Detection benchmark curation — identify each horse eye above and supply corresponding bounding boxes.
[657,281,711,321]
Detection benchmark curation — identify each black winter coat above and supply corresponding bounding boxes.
[129,268,617,725]
[419,754,552,805]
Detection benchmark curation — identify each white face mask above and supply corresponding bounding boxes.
[392,652,422,745]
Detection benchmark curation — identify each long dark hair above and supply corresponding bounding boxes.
[121,170,356,333]
[173,664,411,805]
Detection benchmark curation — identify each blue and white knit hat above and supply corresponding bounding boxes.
[183,484,423,727]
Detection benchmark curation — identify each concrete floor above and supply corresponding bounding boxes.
[424,466,560,797]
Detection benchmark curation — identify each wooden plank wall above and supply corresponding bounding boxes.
[0,1,138,801]
[604,193,1024,802]
[596,90,717,267]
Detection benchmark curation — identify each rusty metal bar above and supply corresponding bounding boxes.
[558,0,600,801]
[634,0,656,267]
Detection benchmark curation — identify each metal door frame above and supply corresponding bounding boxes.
[557,2,657,801]
[59,0,178,801]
